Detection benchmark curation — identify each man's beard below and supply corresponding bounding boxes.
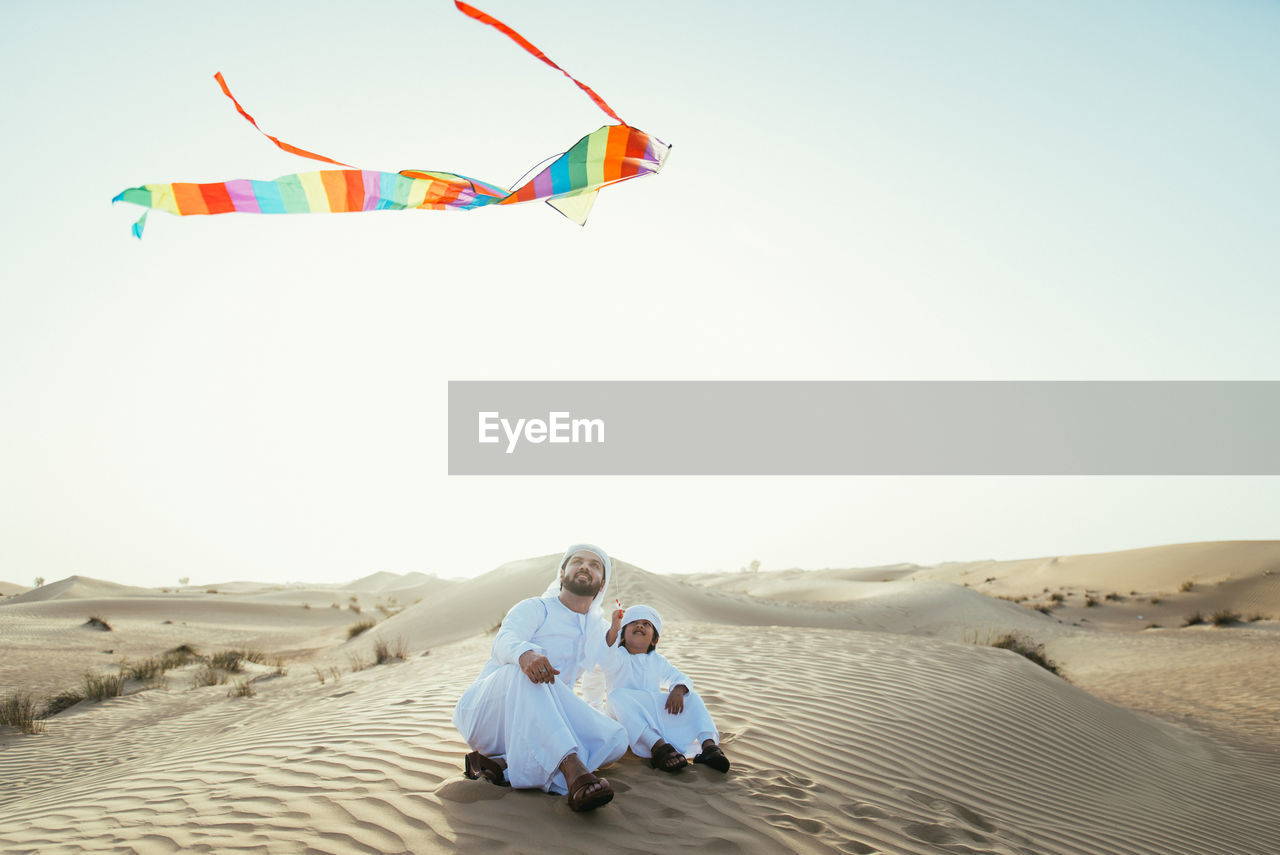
[562,572,602,597]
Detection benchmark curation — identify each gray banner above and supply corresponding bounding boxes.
[447,381,1280,475]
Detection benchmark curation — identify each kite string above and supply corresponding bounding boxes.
[454,1,624,125]
[509,150,567,191]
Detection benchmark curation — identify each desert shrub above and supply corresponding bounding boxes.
[1247,613,1268,622]
[1034,605,1053,615]
[1085,596,1100,607]
[167,643,200,657]
[990,633,1065,678]
[348,620,376,639]
[1149,597,1163,605]
[1183,612,1205,627]
[1179,580,1195,592]
[1104,593,1122,601]
[1210,609,1241,626]
[84,616,112,631]
[0,694,45,734]
[206,588,219,594]
[82,672,126,700]
[1049,592,1065,603]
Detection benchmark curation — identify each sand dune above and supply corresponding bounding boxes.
[2,625,1277,854]
[2,542,1278,854]
[0,582,31,598]
[6,575,159,605]
[911,539,1280,599]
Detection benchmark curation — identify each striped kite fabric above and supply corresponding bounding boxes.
[113,2,668,236]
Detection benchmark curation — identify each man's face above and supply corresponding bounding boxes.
[621,619,655,654]
[561,550,605,597]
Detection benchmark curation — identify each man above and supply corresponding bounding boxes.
[452,544,627,812]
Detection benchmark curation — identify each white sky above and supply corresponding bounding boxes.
[3,0,1278,588]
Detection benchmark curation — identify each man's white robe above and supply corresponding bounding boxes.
[452,594,627,793]
[597,643,719,759]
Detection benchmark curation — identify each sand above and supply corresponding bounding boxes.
[2,541,1278,854]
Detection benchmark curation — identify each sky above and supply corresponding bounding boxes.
[2,0,1278,588]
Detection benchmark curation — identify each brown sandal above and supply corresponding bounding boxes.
[649,741,688,773]
[464,751,510,786]
[567,772,614,812]
[693,743,730,773]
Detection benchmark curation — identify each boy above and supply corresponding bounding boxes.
[597,604,730,774]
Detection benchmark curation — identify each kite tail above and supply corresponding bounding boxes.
[455,1,625,125]
[214,72,356,168]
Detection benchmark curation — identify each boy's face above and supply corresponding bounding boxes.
[621,619,656,654]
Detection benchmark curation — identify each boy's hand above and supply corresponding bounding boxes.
[665,684,689,714]
[610,608,624,630]
[518,650,559,684]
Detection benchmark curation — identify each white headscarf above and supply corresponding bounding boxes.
[616,604,662,646]
[541,543,612,615]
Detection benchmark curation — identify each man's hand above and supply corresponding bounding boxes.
[518,650,560,684]
[665,684,689,714]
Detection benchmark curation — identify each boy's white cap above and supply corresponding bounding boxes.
[619,604,662,638]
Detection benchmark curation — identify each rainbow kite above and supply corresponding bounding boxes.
[113,1,669,237]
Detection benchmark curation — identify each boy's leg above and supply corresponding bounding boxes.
[606,688,663,756]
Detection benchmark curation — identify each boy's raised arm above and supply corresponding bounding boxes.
[605,607,623,648]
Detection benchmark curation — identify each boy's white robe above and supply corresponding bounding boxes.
[452,594,627,793]
[595,642,719,758]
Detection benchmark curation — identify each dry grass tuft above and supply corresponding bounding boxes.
[1179,580,1195,592]
[84,615,112,631]
[1210,609,1241,626]
[42,690,86,718]
[228,681,256,698]
[347,620,376,640]
[1183,611,1206,627]
[1,694,46,734]
[373,636,409,665]
[207,649,267,673]
[990,633,1065,679]
[82,671,126,700]
[191,666,227,688]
